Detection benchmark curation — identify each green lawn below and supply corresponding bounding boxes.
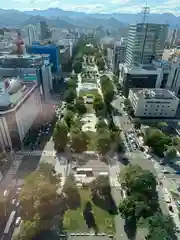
[79,90,99,98]
[63,188,115,234]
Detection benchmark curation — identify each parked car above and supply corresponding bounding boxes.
[168,205,174,212]
[160,160,165,165]
[15,217,21,226]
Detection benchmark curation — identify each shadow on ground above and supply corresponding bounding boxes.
[83,201,98,233]
[92,192,118,215]
[15,155,41,179]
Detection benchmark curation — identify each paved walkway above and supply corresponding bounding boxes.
[108,160,128,240]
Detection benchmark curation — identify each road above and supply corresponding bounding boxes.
[109,93,180,238]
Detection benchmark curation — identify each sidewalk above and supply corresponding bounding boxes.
[0,153,23,191]
[108,162,129,240]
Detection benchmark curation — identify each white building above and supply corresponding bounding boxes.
[129,88,179,118]
[24,25,39,45]
[0,79,42,150]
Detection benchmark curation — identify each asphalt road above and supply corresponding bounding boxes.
[112,95,170,216]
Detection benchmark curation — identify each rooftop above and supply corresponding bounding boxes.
[131,88,178,100]
[0,77,36,112]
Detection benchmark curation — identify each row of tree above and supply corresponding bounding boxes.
[14,163,61,240]
[118,164,177,239]
[100,75,114,110]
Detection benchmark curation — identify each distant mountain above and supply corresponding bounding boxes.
[0,9,29,27]
[22,15,75,29]
[0,7,179,29]
[24,8,87,19]
[24,8,180,27]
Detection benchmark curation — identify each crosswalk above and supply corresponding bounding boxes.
[5,155,23,177]
[17,150,54,156]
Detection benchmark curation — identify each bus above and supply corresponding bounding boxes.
[76,168,93,177]
[4,211,16,234]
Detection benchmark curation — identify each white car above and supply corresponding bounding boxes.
[15,217,21,226]
[12,198,16,205]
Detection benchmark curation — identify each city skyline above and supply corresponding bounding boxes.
[1,0,180,15]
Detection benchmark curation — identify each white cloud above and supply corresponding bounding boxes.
[109,0,129,4]
[115,5,142,13]
[58,3,105,13]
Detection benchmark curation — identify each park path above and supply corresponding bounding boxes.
[108,160,128,240]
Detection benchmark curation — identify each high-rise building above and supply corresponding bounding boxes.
[125,23,168,66]
[113,38,128,73]
[24,25,39,45]
[39,21,51,41]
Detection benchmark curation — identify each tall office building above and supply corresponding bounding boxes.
[39,21,51,41]
[24,25,39,45]
[125,23,168,66]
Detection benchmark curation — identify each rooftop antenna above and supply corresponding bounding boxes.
[142,2,150,23]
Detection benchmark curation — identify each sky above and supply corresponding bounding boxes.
[1,0,180,16]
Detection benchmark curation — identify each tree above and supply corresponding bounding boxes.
[100,75,114,105]
[96,58,105,71]
[144,128,171,157]
[64,88,76,103]
[157,122,168,131]
[73,61,82,73]
[64,110,75,129]
[16,163,60,240]
[165,146,177,160]
[134,118,141,129]
[70,128,88,153]
[103,88,114,105]
[118,164,158,217]
[53,121,68,152]
[93,94,104,115]
[91,175,111,197]
[62,174,80,209]
[146,213,177,240]
[95,118,108,132]
[67,79,77,89]
[75,97,87,115]
[96,130,111,155]
[124,98,131,106]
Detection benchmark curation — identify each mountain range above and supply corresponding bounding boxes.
[0,8,179,29]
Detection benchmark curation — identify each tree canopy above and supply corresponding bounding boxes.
[93,94,105,116]
[146,213,177,240]
[165,146,177,160]
[70,127,88,153]
[100,75,114,105]
[64,110,75,129]
[15,163,61,240]
[73,61,82,74]
[96,58,105,71]
[64,88,76,103]
[144,128,171,157]
[96,129,112,154]
[118,164,158,219]
[53,120,68,152]
[75,97,87,115]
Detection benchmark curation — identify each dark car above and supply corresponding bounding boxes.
[169,205,173,212]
